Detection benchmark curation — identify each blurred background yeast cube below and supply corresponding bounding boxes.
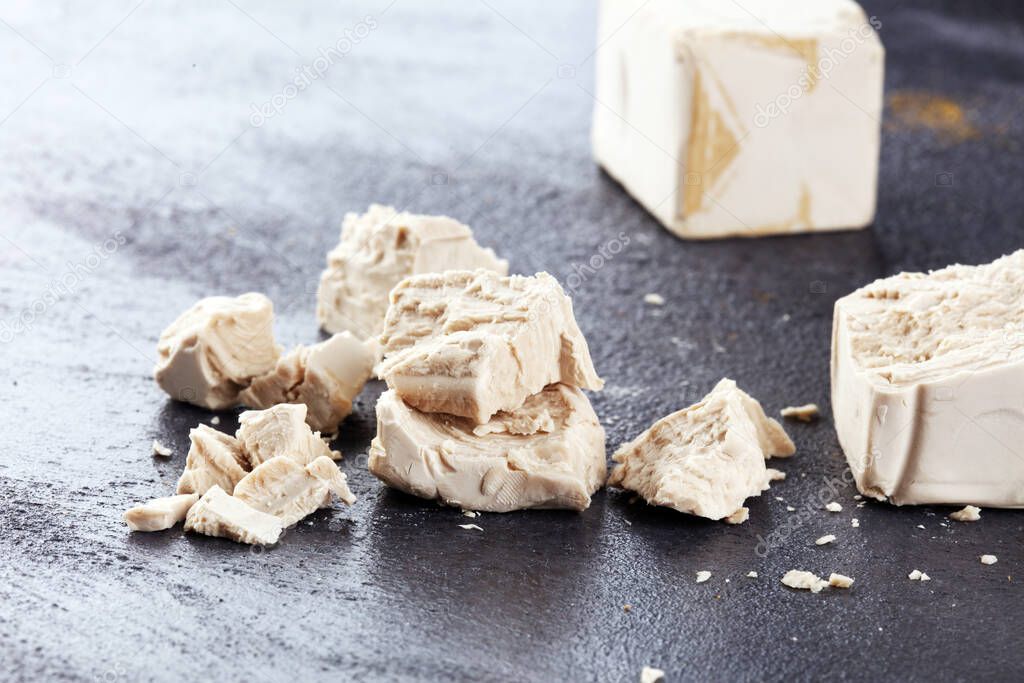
[592,0,885,239]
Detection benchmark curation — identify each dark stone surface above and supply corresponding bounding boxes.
[1,1,1022,681]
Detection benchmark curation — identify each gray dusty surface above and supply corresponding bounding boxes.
[1,1,1023,681]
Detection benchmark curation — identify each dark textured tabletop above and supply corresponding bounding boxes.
[2,1,1023,681]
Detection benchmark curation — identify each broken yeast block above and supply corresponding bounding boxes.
[154,293,281,409]
[233,456,355,527]
[368,384,607,512]
[184,485,283,546]
[124,493,199,532]
[608,379,794,520]
[592,0,884,238]
[176,425,250,496]
[240,332,375,433]
[832,250,1024,506]
[317,204,508,340]
[379,270,603,424]
[236,403,333,468]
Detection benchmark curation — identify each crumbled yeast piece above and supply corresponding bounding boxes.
[949,505,981,522]
[151,440,172,457]
[746,571,758,578]
[233,456,355,527]
[815,534,837,546]
[154,293,281,409]
[828,573,854,588]
[369,384,606,512]
[908,569,931,581]
[608,379,794,521]
[184,485,283,546]
[780,404,820,422]
[640,666,666,683]
[832,250,1024,506]
[695,571,711,583]
[317,204,508,340]
[236,404,334,468]
[239,332,375,433]
[980,555,998,565]
[379,270,603,424]
[124,493,199,532]
[825,502,843,512]
[852,518,860,528]
[766,468,787,482]
[176,425,250,496]
[781,570,828,593]
[643,293,665,306]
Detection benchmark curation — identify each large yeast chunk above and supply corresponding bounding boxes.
[368,384,606,512]
[316,204,508,340]
[176,425,250,496]
[233,455,355,527]
[184,485,283,546]
[236,404,334,468]
[379,270,603,424]
[240,332,375,433]
[608,379,794,521]
[832,249,1024,506]
[154,293,281,409]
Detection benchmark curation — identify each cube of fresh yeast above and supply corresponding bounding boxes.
[368,384,607,512]
[832,250,1024,507]
[378,270,604,424]
[608,379,794,521]
[124,493,199,532]
[233,455,355,527]
[592,0,884,239]
[184,485,284,546]
[154,293,282,409]
[240,332,375,433]
[317,204,508,340]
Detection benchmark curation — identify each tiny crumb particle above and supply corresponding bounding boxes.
[643,293,665,306]
[815,534,837,546]
[825,502,842,513]
[640,666,665,683]
[724,507,748,525]
[851,518,860,528]
[458,524,483,531]
[766,468,786,482]
[780,404,819,422]
[857,501,866,508]
[981,554,998,565]
[747,571,758,578]
[151,440,172,457]
[696,570,712,583]
[210,416,221,425]
[828,573,854,588]
[853,494,863,500]
[623,604,632,613]
[462,510,479,518]
[949,505,981,522]
[909,569,931,581]
[775,496,785,502]
[917,524,925,529]
[786,506,796,512]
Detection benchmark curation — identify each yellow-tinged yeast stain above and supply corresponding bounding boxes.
[887,90,978,142]
[682,69,742,218]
